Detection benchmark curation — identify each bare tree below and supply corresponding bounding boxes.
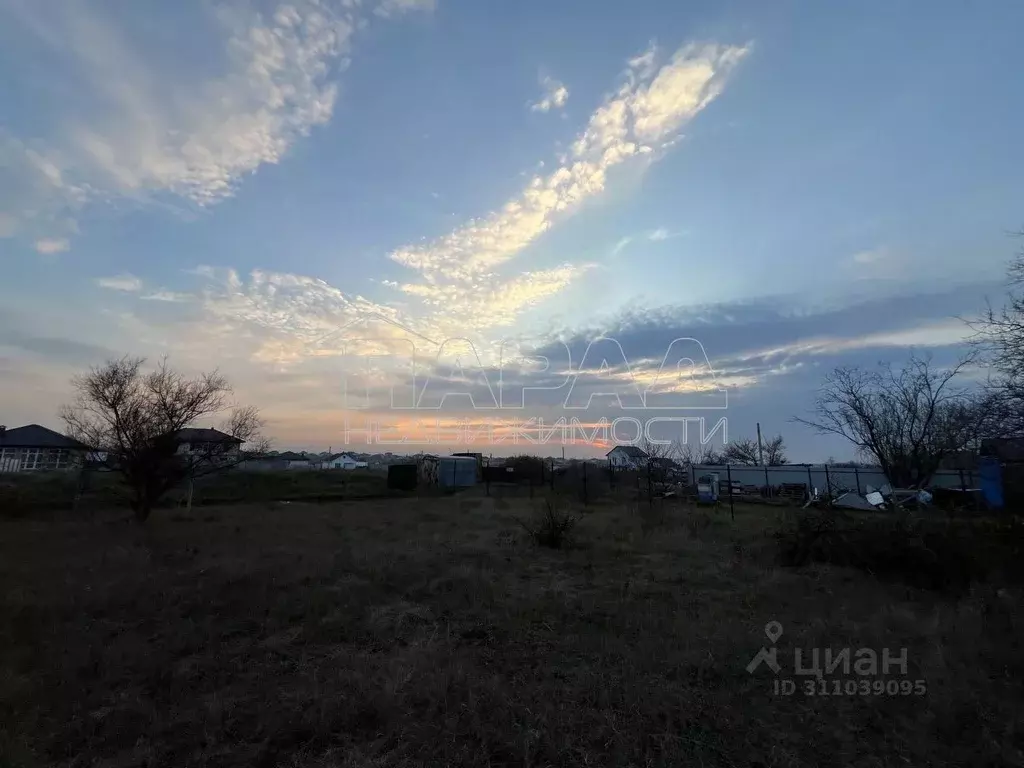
[636,435,671,464]
[671,439,725,466]
[968,233,1024,437]
[61,356,269,520]
[722,437,759,465]
[792,353,980,488]
[622,435,678,482]
[762,434,788,465]
[721,434,787,465]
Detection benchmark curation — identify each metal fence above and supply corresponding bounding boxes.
[688,463,979,495]
[478,458,988,508]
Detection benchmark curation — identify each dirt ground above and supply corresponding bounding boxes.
[1,493,1021,767]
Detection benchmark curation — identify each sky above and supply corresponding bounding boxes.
[1,0,1022,460]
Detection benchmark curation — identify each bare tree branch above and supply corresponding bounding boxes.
[763,435,788,465]
[965,230,1024,438]
[718,434,788,465]
[723,437,759,465]
[671,439,725,466]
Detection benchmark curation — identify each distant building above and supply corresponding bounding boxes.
[0,424,88,473]
[606,445,649,469]
[275,451,312,470]
[321,453,368,470]
[173,428,243,464]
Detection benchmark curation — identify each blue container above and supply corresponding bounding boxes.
[437,456,478,488]
[978,456,1004,509]
[697,473,719,503]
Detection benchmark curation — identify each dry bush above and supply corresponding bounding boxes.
[517,498,579,549]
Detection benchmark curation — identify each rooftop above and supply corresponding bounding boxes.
[606,445,649,458]
[175,428,243,444]
[0,424,88,450]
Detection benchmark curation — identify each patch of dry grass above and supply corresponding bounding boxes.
[0,494,1021,767]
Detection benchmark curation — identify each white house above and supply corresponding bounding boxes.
[606,445,649,469]
[322,452,368,470]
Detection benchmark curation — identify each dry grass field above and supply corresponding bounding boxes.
[1,491,1021,767]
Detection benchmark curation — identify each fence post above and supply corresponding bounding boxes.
[452,459,457,489]
[186,461,196,513]
[647,462,653,507]
[582,462,588,505]
[636,468,641,502]
[806,465,814,502]
[854,466,861,495]
[550,458,555,491]
[959,468,967,510]
[726,463,735,520]
[609,460,615,489]
[73,466,86,513]
[824,464,832,498]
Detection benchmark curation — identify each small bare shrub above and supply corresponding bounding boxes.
[518,498,579,549]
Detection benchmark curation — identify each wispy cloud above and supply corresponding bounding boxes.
[610,227,685,256]
[852,247,888,265]
[529,76,570,113]
[34,238,70,254]
[611,236,635,257]
[388,42,749,329]
[373,0,437,18]
[648,227,684,241]
[0,0,432,250]
[95,273,143,291]
[846,245,915,281]
[732,318,971,363]
[129,42,748,365]
[64,40,749,382]
[140,290,192,303]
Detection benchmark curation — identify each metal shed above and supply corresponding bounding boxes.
[419,454,477,488]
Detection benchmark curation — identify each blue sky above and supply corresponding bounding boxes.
[1,0,1022,459]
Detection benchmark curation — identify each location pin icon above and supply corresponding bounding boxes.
[764,621,783,644]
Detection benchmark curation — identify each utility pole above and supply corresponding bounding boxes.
[756,422,764,466]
